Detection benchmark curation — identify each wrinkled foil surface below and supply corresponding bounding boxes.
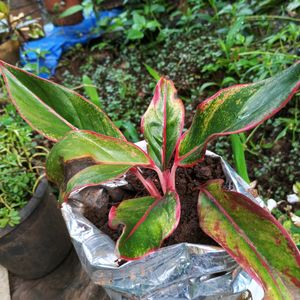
[61,148,264,300]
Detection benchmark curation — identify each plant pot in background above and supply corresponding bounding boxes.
[0,179,72,280]
[43,0,83,26]
[0,40,19,64]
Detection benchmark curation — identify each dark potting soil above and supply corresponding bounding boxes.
[83,156,225,248]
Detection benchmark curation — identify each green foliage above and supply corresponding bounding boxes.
[0,105,45,228]
[82,74,102,108]
[204,4,299,85]
[81,74,139,142]
[63,60,150,125]
[114,120,139,142]
[230,134,250,183]
[0,1,44,43]
[144,63,160,81]
[254,141,300,199]
[106,1,166,43]
[61,30,217,124]
[22,48,51,76]
[59,5,83,18]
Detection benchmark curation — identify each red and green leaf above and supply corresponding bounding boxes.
[46,130,154,191]
[62,164,131,201]
[0,61,123,141]
[198,180,300,299]
[109,191,180,259]
[177,62,300,166]
[142,78,184,170]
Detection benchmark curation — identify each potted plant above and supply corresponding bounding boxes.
[43,0,84,26]
[0,60,300,298]
[0,1,44,64]
[0,103,71,279]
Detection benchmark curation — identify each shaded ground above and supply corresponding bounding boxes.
[10,250,109,300]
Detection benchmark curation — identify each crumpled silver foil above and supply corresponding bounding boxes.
[61,147,264,300]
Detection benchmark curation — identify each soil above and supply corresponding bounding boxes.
[82,156,224,248]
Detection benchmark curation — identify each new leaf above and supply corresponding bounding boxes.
[142,78,184,170]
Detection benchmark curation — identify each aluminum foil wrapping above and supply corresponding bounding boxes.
[61,148,264,300]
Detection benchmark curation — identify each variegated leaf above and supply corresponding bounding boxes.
[62,164,131,201]
[177,62,300,166]
[46,130,154,192]
[109,191,180,259]
[199,180,300,299]
[0,61,123,141]
[142,78,184,170]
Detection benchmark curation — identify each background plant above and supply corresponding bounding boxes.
[0,1,44,43]
[22,48,51,76]
[0,104,47,228]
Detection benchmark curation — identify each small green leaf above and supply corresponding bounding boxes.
[142,78,184,170]
[109,191,180,259]
[177,62,300,166]
[226,17,245,48]
[82,75,101,108]
[127,29,144,40]
[199,180,300,299]
[115,120,139,142]
[199,82,217,93]
[0,61,123,141]
[59,5,83,18]
[132,13,146,28]
[144,63,161,81]
[146,20,160,30]
[0,218,9,228]
[0,1,9,17]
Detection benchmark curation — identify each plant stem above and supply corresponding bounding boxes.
[244,124,260,145]
[153,165,167,193]
[0,195,11,210]
[230,134,250,183]
[245,15,300,22]
[32,174,45,193]
[239,51,298,59]
[133,168,162,198]
[293,97,299,143]
[170,163,178,190]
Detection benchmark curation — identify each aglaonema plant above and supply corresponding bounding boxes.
[1,60,300,299]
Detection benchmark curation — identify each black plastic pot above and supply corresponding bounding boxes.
[0,179,72,279]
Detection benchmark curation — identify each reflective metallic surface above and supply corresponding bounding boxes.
[61,149,264,300]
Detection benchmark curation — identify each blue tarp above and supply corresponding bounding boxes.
[20,9,121,78]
